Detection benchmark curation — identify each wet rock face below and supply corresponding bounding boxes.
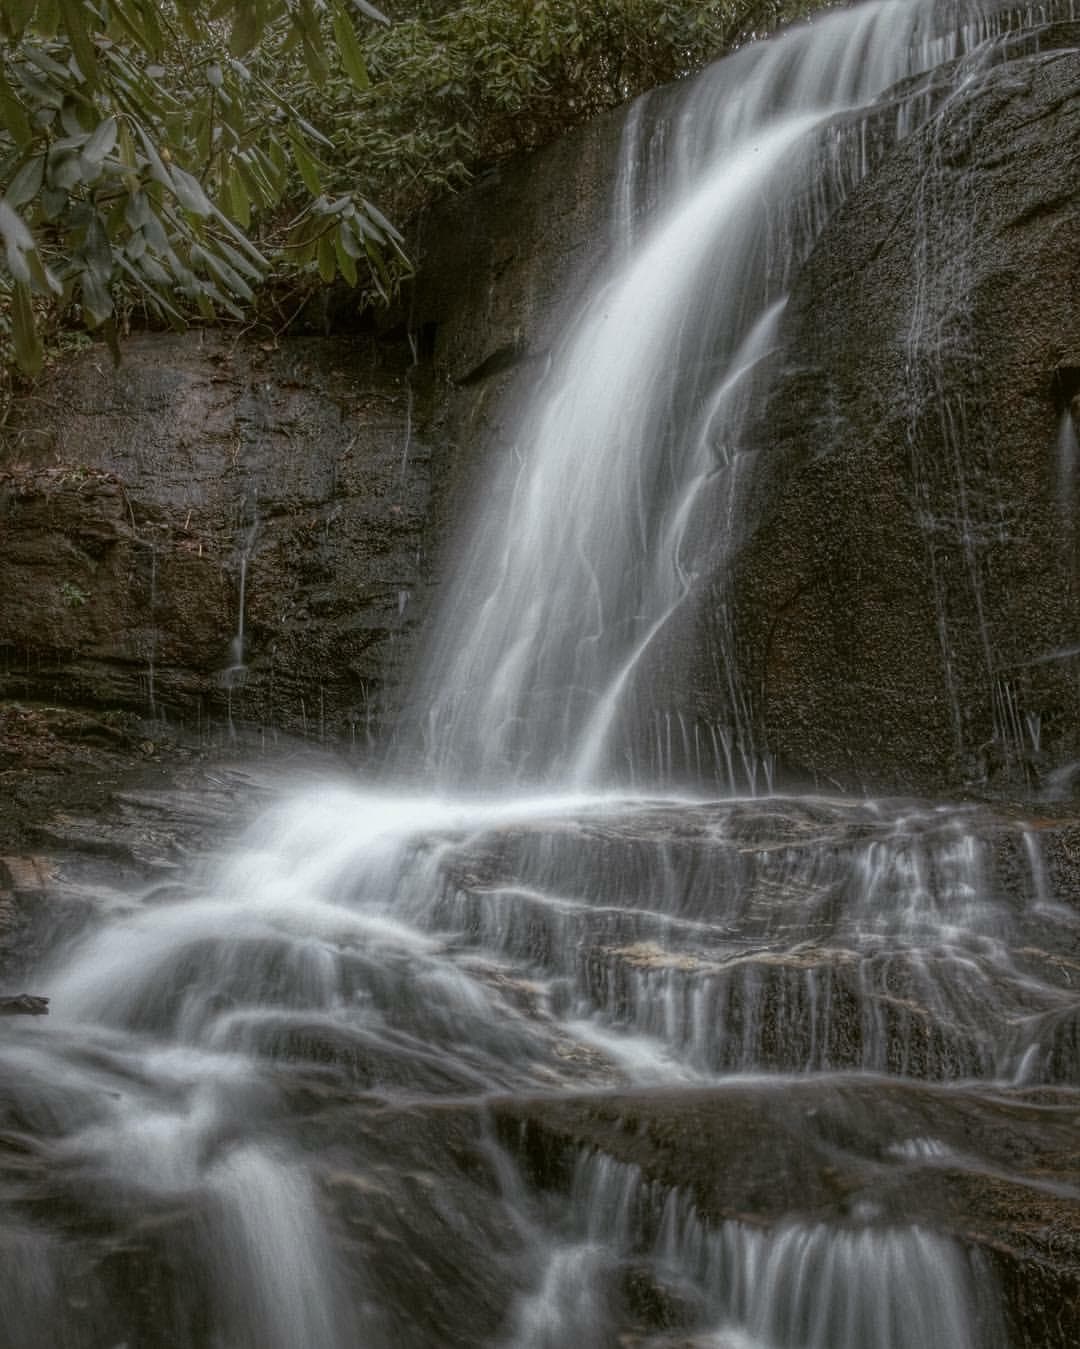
[0,333,433,746]
[493,1079,1080,1349]
[725,40,1080,795]
[435,797,1080,1086]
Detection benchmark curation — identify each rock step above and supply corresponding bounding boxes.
[491,1079,1080,1349]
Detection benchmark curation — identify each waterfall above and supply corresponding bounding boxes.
[4,4,1078,1347]
[505,1152,1004,1349]
[413,0,1013,789]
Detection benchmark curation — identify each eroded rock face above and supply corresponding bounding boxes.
[0,333,433,747]
[724,39,1080,795]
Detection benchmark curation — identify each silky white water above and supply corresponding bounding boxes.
[413,0,1009,788]
[3,3,1077,1347]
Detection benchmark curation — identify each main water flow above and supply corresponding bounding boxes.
[2,3,1078,1347]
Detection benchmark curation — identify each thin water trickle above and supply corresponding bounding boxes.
[222,501,259,692]
[3,3,1079,1346]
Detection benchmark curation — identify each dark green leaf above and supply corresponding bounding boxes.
[84,212,113,278]
[224,166,251,228]
[136,251,172,285]
[286,126,322,197]
[229,5,259,57]
[317,231,336,283]
[117,252,187,327]
[0,76,34,150]
[11,279,43,376]
[338,219,365,259]
[2,0,38,42]
[36,0,60,39]
[169,164,213,216]
[79,266,113,325]
[47,148,83,192]
[0,200,35,282]
[132,121,172,187]
[82,115,118,165]
[41,186,68,219]
[301,36,329,87]
[334,228,358,286]
[4,156,45,210]
[58,0,99,90]
[192,241,254,301]
[331,4,370,92]
[27,249,63,298]
[214,235,262,282]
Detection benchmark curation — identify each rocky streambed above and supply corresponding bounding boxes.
[1,757,1078,1346]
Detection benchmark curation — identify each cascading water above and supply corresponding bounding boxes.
[3,3,1079,1347]
[411,0,1016,789]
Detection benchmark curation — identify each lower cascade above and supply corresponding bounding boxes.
[3,2,1080,1348]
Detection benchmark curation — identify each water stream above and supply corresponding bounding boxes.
[3,2,1079,1346]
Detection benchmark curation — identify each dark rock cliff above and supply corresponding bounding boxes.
[1,333,434,749]
[725,39,1080,795]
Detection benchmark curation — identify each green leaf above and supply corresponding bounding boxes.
[286,126,322,197]
[11,279,43,376]
[229,4,259,57]
[47,148,83,193]
[361,197,403,244]
[334,227,358,286]
[331,4,370,91]
[27,249,62,298]
[41,186,68,219]
[349,0,390,25]
[117,253,187,328]
[192,242,254,301]
[36,0,60,39]
[237,156,274,210]
[302,36,329,87]
[338,219,365,259]
[169,164,213,216]
[2,0,38,42]
[136,251,171,286]
[214,234,262,282]
[79,266,113,325]
[111,0,164,59]
[209,201,268,269]
[58,0,100,90]
[0,77,34,151]
[82,115,118,165]
[317,231,337,284]
[61,98,91,138]
[225,167,251,228]
[4,156,45,210]
[83,212,113,278]
[0,200,35,282]
[132,121,172,187]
